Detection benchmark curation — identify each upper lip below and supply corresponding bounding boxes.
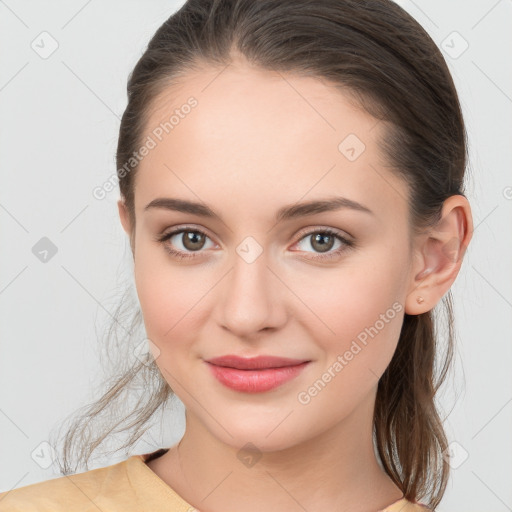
[205,355,310,370]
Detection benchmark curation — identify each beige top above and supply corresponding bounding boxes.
[0,448,431,511]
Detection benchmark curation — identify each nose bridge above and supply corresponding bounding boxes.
[218,234,283,335]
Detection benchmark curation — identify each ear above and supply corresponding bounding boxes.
[405,195,473,315]
[117,197,135,255]
[117,197,131,234]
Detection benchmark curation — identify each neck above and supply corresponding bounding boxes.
[149,387,403,512]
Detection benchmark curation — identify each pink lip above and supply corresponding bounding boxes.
[205,355,311,393]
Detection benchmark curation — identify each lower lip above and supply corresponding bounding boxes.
[206,361,310,393]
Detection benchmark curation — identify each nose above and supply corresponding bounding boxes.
[216,245,287,338]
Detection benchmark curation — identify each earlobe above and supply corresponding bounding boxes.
[405,195,473,315]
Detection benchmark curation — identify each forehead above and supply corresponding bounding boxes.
[134,61,409,225]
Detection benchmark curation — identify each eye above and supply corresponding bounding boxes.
[156,226,355,262]
[292,228,355,261]
[156,227,216,260]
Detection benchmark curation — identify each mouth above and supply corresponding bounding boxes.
[204,355,311,393]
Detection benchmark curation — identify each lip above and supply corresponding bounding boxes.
[205,355,311,393]
[206,355,309,370]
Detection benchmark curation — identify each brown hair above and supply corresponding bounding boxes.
[52,1,470,508]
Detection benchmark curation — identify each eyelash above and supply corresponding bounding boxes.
[155,226,355,262]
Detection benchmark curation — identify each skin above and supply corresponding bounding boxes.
[118,54,473,512]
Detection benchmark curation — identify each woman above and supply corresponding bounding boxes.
[0,0,473,510]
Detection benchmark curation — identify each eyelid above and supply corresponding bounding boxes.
[157,224,353,245]
[158,224,219,244]
[293,224,354,242]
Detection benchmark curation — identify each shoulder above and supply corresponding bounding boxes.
[0,458,133,511]
[381,497,434,512]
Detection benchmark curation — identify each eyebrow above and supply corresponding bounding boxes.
[144,196,374,222]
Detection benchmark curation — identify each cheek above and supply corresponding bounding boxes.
[292,248,408,375]
[291,271,405,424]
[132,247,212,365]
[306,267,402,319]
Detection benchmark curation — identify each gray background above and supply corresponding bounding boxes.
[0,1,511,510]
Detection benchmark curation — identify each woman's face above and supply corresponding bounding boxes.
[119,60,419,452]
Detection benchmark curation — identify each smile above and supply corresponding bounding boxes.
[205,361,311,393]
